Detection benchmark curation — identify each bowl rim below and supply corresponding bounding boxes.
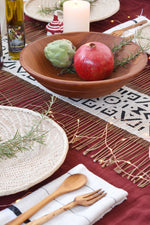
[20,31,148,86]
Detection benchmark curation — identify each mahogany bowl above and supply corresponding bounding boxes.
[20,32,147,98]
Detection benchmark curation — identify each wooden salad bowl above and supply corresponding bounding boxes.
[20,32,147,98]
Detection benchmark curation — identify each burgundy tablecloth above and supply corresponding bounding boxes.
[91,0,150,32]
[0,0,150,225]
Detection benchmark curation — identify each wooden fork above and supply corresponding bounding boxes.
[27,189,106,225]
[111,20,148,37]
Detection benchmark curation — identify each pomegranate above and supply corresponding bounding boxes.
[74,42,114,81]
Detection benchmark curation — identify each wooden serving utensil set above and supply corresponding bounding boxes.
[110,19,148,39]
[6,174,106,225]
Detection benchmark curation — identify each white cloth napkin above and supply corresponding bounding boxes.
[0,164,128,225]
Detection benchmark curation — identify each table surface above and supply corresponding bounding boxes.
[0,0,150,225]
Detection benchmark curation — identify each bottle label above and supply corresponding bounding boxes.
[8,25,25,53]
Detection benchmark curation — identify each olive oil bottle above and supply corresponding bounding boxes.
[5,0,25,60]
[0,24,3,69]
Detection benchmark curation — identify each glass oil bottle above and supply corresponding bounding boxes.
[0,24,3,69]
[5,0,25,60]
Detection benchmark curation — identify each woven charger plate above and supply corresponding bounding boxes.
[24,0,120,23]
[136,23,150,55]
[0,106,68,196]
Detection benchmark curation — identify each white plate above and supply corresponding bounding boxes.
[24,0,120,23]
[135,22,150,55]
[0,106,68,196]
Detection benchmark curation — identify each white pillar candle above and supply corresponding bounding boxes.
[63,0,90,33]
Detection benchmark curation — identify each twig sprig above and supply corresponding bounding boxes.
[58,64,76,75]
[112,31,150,70]
[111,38,133,54]
[0,117,48,159]
[0,97,57,159]
[39,7,54,15]
[113,49,142,70]
[38,0,98,15]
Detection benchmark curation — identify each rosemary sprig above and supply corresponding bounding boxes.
[38,0,98,15]
[0,117,48,159]
[111,38,133,54]
[58,64,76,75]
[113,49,142,70]
[0,97,57,160]
[39,7,55,15]
[112,31,150,70]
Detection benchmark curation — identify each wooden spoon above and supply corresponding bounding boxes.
[6,173,87,225]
